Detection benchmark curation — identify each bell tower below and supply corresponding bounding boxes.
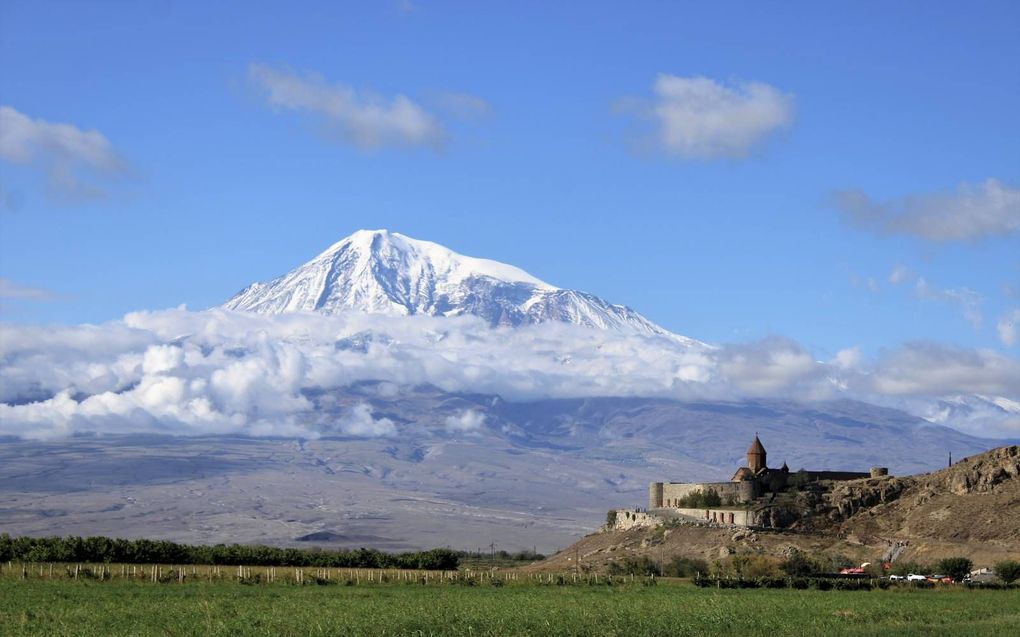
[747,435,767,473]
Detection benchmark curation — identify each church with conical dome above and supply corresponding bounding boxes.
[646,435,884,527]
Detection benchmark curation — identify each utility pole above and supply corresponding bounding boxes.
[490,542,496,569]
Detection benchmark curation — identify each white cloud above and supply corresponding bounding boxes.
[337,402,397,437]
[915,278,984,329]
[888,265,911,285]
[867,342,1020,397]
[832,347,862,370]
[998,309,1020,347]
[444,409,486,433]
[716,337,822,396]
[0,278,53,300]
[833,178,1020,242]
[0,308,1017,440]
[0,105,128,202]
[248,64,448,149]
[619,74,794,159]
[142,344,184,375]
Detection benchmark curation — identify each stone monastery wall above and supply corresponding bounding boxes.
[676,507,759,527]
[649,481,754,509]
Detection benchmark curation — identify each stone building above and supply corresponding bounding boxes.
[648,435,873,511]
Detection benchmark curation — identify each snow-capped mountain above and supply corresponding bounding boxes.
[224,229,694,342]
[922,395,1020,439]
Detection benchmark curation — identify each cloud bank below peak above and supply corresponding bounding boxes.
[1,308,1017,441]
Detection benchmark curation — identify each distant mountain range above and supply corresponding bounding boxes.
[0,385,1002,552]
[224,229,696,344]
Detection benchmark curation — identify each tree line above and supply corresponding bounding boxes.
[0,534,459,570]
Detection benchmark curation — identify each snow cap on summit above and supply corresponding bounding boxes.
[224,230,693,342]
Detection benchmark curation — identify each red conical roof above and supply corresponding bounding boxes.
[747,435,766,455]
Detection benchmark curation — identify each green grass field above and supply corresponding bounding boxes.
[2,579,1018,637]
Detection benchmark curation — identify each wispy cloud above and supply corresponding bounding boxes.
[998,309,1020,347]
[617,74,794,159]
[915,277,984,330]
[888,265,911,285]
[248,64,468,150]
[0,105,128,203]
[833,178,1020,242]
[0,278,54,301]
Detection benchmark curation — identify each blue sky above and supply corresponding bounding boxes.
[1,0,1018,361]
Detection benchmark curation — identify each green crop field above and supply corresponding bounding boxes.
[2,578,1018,637]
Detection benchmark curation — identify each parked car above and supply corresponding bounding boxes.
[888,575,903,581]
[907,574,927,581]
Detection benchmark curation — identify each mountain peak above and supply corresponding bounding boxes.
[224,230,690,341]
[314,229,556,291]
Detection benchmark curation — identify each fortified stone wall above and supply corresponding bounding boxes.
[651,481,752,508]
[806,471,871,482]
[676,507,760,527]
[608,509,664,531]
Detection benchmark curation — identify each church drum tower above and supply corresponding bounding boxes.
[747,435,767,473]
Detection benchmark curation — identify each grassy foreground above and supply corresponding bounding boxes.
[2,579,1018,637]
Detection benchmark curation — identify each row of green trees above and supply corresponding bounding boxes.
[0,534,459,570]
[607,556,710,577]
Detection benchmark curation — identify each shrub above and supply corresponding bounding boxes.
[993,560,1020,585]
[756,576,787,589]
[824,554,855,572]
[780,551,817,577]
[608,556,660,576]
[936,557,973,582]
[790,577,810,590]
[726,554,780,578]
[606,510,618,527]
[663,557,709,578]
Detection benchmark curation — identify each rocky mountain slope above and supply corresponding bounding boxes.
[223,229,692,341]
[834,445,1020,550]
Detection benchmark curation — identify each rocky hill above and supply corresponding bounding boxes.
[834,446,1020,551]
[533,446,1020,572]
